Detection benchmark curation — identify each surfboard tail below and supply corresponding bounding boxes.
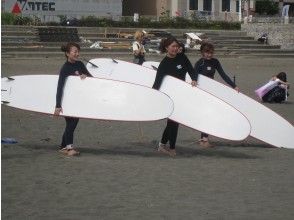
[2,101,10,104]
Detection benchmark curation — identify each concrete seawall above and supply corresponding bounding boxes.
[242,23,294,49]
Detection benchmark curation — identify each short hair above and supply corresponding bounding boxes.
[61,42,80,58]
[200,42,214,53]
[134,31,144,40]
[159,36,179,53]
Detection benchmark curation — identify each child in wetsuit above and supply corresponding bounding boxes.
[194,42,240,148]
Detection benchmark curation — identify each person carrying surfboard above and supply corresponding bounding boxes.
[54,42,92,156]
[132,30,146,65]
[153,36,198,157]
[194,42,240,148]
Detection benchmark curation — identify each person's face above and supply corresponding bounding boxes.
[137,34,144,42]
[66,46,80,63]
[202,50,214,60]
[166,41,179,57]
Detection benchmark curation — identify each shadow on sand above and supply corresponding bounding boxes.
[3,140,263,160]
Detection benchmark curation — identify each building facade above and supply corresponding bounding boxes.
[3,0,293,22]
[123,0,248,21]
[3,0,122,22]
[123,0,294,21]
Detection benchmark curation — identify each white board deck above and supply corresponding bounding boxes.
[1,75,174,122]
[143,61,294,149]
[87,58,251,141]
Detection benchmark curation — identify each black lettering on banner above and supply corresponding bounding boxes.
[42,2,48,11]
[18,0,56,11]
[35,2,42,10]
[49,2,55,11]
[27,2,35,10]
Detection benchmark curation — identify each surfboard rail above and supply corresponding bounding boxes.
[1,75,174,122]
[142,60,294,149]
[87,58,252,142]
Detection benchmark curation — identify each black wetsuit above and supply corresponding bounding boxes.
[153,53,198,149]
[194,58,236,139]
[56,61,92,148]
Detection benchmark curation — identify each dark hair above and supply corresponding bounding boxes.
[178,41,186,53]
[276,72,287,82]
[159,36,179,53]
[61,42,80,57]
[200,42,214,53]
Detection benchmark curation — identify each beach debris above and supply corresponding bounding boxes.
[40,138,51,142]
[90,41,103,49]
[1,138,18,144]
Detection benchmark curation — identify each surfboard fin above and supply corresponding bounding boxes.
[88,61,98,68]
[112,59,118,64]
[2,101,10,104]
[7,77,15,80]
[81,58,98,68]
[151,65,158,70]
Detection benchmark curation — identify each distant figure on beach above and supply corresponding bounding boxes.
[54,42,92,156]
[257,33,268,44]
[152,36,198,157]
[132,30,146,65]
[194,42,240,148]
[282,4,290,17]
[256,72,290,103]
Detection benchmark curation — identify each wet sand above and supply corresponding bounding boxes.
[1,56,294,220]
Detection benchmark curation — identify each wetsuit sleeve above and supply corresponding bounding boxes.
[215,59,236,88]
[80,61,92,77]
[194,59,203,75]
[152,62,165,90]
[183,54,198,81]
[56,68,67,108]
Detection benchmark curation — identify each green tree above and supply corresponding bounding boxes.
[255,0,279,15]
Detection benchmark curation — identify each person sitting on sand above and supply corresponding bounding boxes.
[261,72,290,103]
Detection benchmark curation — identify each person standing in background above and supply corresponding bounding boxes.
[132,30,146,65]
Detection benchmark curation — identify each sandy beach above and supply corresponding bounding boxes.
[1,55,294,220]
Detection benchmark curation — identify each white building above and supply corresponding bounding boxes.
[3,0,122,22]
[3,0,293,22]
[123,0,294,21]
[123,0,251,21]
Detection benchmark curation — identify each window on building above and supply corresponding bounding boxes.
[203,0,212,11]
[236,0,240,13]
[189,0,198,10]
[222,0,230,12]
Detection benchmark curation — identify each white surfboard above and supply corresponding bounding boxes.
[143,61,294,149]
[1,75,174,121]
[87,58,251,141]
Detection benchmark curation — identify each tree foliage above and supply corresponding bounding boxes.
[255,0,279,15]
